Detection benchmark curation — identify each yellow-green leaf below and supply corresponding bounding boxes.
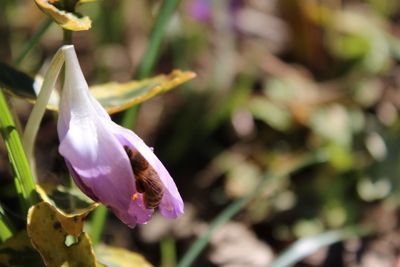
[96,245,153,267]
[36,184,98,235]
[27,201,98,267]
[35,0,92,31]
[91,70,196,114]
[43,69,196,114]
[3,67,195,114]
[0,231,45,267]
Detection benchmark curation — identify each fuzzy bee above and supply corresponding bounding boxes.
[124,145,164,209]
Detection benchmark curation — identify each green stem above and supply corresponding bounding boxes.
[121,0,182,128]
[161,236,176,267]
[88,205,108,245]
[176,152,328,267]
[63,30,72,45]
[22,48,64,165]
[0,90,37,213]
[121,105,140,129]
[0,205,15,242]
[14,18,53,67]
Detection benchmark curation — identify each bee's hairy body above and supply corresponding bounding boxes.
[124,146,164,209]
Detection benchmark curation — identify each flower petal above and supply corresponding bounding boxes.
[128,194,154,225]
[109,123,184,218]
[58,46,153,226]
[65,161,99,201]
[58,45,182,227]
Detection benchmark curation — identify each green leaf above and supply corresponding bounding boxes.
[0,91,37,213]
[35,0,92,31]
[0,231,45,267]
[0,205,15,242]
[27,201,97,267]
[88,206,108,246]
[268,227,371,267]
[0,62,36,99]
[96,245,153,267]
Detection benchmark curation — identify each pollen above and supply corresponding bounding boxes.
[131,193,139,201]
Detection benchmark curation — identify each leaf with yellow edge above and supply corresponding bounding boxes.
[0,231,45,267]
[2,67,195,114]
[27,201,98,267]
[91,70,196,114]
[42,69,196,114]
[35,0,91,31]
[36,184,98,236]
[96,245,153,267]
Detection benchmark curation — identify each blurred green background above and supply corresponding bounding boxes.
[2,0,400,266]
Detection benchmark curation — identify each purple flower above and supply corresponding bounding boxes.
[187,0,211,21]
[57,45,184,227]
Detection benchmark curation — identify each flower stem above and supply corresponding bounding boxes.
[161,236,176,267]
[63,30,72,45]
[22,48,64,165]
[0,90,37,213]
[14,18,53,67]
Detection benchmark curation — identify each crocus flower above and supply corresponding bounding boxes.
[57,45,184,227]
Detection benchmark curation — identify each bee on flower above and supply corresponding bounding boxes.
[57,46,184,227]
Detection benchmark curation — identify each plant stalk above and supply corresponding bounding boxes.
[22,48,64,165]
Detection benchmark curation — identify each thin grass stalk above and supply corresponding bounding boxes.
[14,18,53,66]
[121,0,182,128]
[0,90,37,213]
[0,205,15,242]
[177,152,328,267]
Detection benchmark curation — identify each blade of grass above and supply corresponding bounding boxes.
[268,227,372,267]
[0,204,15,242]
[136,0,182,79]
[11,17,52,149]
[0,90,37,214]
[121,0,182,128]
[14,18,53,67]
[161,236,177,267]
[176,185,258,267]
[88,205,108,246]
[176,152,328,267]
